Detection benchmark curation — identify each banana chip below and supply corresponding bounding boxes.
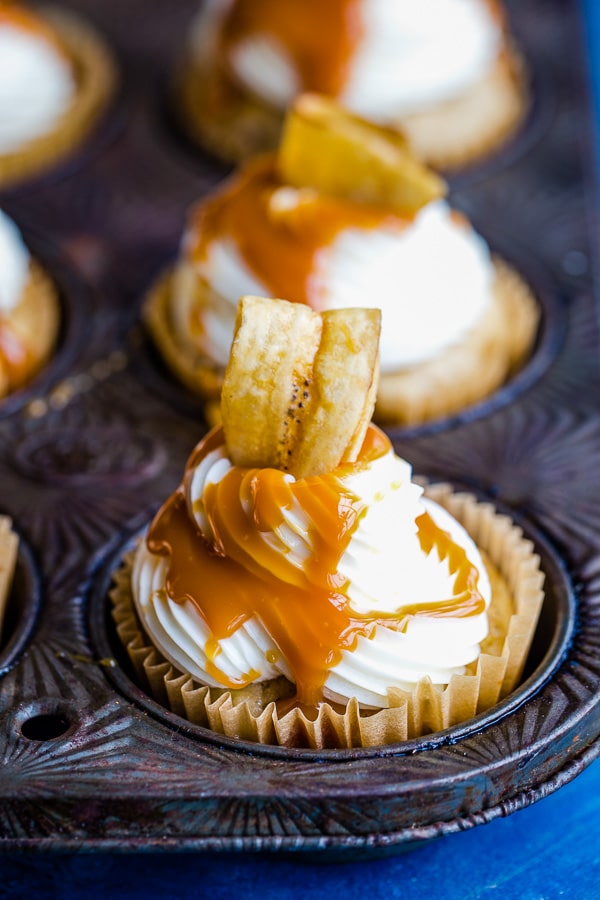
[278,93,446,215]
[221,297,381,478]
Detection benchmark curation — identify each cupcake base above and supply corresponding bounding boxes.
[0,8,117,190]
[110,486,544,749]
[0,517,18,645]
[0,260,61,397]
[399,48,528,171]
[175,26,527,171]
[144,258,540,430]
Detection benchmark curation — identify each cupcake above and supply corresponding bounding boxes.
[0,2,116,189]
[114,296,545,748]
[177,0,527,169]
[0,209,60,396]
[146,95,539,427]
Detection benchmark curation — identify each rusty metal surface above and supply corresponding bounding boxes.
[0,0,598,854]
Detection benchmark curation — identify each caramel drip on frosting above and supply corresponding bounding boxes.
[0,320,33,391]
[147,425,484,702]
[220,0,364,97]
[0,3,69,58]
[189,157,409,309]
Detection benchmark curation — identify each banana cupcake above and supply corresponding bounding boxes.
[0,209,60,397]
[114,296,544,749]
[146,95,539,427]
[177,0,527,169]
[0,2,116,189]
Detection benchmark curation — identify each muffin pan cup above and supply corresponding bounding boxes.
[0,0,598,855]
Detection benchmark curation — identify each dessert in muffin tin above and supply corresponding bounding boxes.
[0,1,116,188]
[177,0,527,169]
[114,296,544,749]
[146,95,539,427]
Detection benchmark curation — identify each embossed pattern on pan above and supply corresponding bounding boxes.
[0,0,598,853]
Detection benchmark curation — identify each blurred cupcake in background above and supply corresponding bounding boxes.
[0,2,116,189]
[177,0,527,169]
[0,209,60,396]
[146,95,539,427]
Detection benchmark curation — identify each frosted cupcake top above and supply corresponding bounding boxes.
[0,4,75,155]
[133,425,491,708]
[209,0,503,118]
[133,297,492,709]
[172,103,495,375]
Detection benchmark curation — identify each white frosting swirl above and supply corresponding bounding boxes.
[0,21,75,155]
[173,199,494,373]
[225,0,501,118]
[0,210,29,313]
[133,439,491,708]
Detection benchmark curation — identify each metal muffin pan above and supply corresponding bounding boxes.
[0,0,598,854]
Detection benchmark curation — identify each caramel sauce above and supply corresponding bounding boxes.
[484,0,507,29]
[188,157,409,309]
[0,3,68,57]
[0,321,33,391]
[146,425,485,703]
[220,0,364,97]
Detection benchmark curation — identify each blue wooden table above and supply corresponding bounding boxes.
[1,1,600,896]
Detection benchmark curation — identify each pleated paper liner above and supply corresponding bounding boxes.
[143,257,540,431]
[174,9,527,173]
[110,485,545,749]
[0,7,117,190]
[0,517,18,647]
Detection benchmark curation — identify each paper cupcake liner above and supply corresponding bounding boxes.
[144,258,539,431]
[0,261,61,398]
[0,8,117,189]
[110,486,545,749]
[375,258,540,426]
[0,517,19,645]
[175,22,526,170]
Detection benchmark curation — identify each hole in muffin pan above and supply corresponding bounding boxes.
[14,700,78,743]
[0,532,42,678]
[0,228,91,421]
[88,495,575,761]
[20,713,72,742]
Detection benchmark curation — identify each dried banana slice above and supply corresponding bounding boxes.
[221,296,381,478]
[278,93,446,215]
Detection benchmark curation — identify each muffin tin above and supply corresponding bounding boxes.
[0,0,598,854]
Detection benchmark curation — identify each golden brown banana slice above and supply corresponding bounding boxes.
[277,93,446,215]
[221,297,380,478]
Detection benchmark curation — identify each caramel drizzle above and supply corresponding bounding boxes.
[0,320,33,391]
[0,3,69,57]
[189,156,409,309]
[220,0,364,97]
[146,426,484,703]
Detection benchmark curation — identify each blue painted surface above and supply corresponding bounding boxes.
[583,0,600,150]
[2,760,600,898]
[2,3,600,897]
